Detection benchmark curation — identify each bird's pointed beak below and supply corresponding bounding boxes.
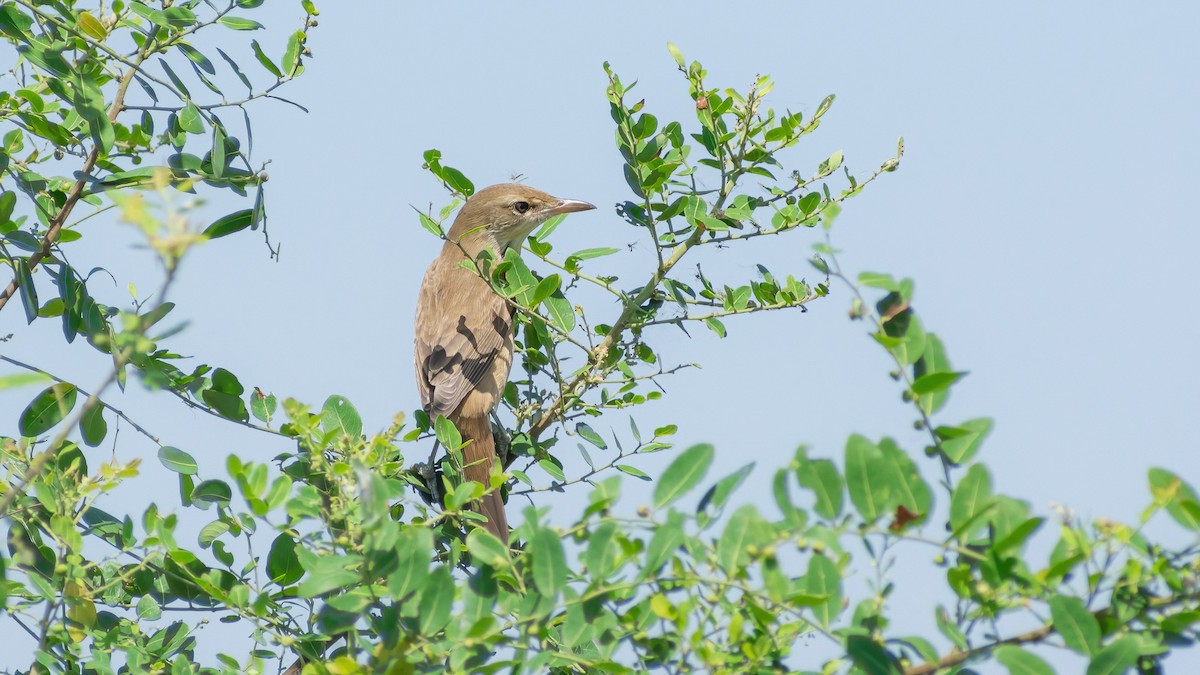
[546,198,596,216]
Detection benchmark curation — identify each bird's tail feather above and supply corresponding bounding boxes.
[456,413,509,542]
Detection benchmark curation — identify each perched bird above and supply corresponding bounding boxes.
[414,184,595,541]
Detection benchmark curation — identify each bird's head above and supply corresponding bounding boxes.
[447,183,595,253]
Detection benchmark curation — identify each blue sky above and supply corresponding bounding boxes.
[2,2,1197,669]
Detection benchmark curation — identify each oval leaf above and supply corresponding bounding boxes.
[653,443,714,509]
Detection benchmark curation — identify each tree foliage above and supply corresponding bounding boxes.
[1,4,1197,674]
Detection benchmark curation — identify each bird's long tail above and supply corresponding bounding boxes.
[455,413,509,542]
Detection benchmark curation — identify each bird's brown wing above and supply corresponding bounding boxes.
[414,257,512,419]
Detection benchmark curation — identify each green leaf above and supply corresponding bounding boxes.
[1148,467,1200,530]
[615,464,651,480]
[198,520,229,547]
[806,554,842,627]
[585,521,619,580]
[191,480,232,509]
[0,372,49,390]
[179,102,204,134]
[911,371,967,395]
[211,123,226,177]
[698,462,755,517]
[203,209,254,239]
[16,259,37,324]
[249,391,277,424]
[878,438,932,523]
[538,458,565,481]
[716,505,767,572]
[267,534,303,585]
[0,191,16,224]
[915,333,953,413]
[995,646,1054,675]
[795,450,842,519]
[79,402,107,447]
[845,434,892,522]
[466,529,510,568]
[434,415,462,449]
[529,274,561,306]
[531,526,567,597]
[949,464,993,538]
[250,40,282,78]
[704,317,726,338]
[1085,636,1140,675]
[158,446,197,475]
[281,30,304,77]
[1049,595,1101,656]
[136,595,162,620]
[568,247,620,261]
[219,16,263,30]
[387,528,432,599]
[441,166,474,197]
[846,635,901,674]
[858,271,900,291]
[938,417,994,464]
[643,511,685,577]
[19,383,77,436]
[575,422,607,449]
[994,517,1045,554]
[653,443,714,509]
[297,554,361,598]
[543,291,575,331]
[417,566,453,635]
[667,42,685,68]
[320,395,362,439]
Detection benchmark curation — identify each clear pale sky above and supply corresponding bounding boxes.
[1,2,1197,670]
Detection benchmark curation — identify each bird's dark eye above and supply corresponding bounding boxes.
[513,201,530,214]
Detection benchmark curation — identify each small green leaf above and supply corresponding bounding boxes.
[615,464,650,480]
[938,418,994,464]
[1086,636,1140,675]
[568,247,620,261]
[191,479,232,509]
[79,402,107,447]
[219,16,263,30]
[136,595,161,620]
[179,102,204,134]
[911,371,967,395]
[530,526,567,597]
[297,554,361,598]
[416,566,453,634]
[949,464,993,538]
[806,554,842,627]
[844,434,892,523]
[538,458,565,482]
[1049,595,1100,656]
[795,449,843,519]
[575,422,607,449]
[77,12,106,39]
[847,635,902,674]
[995,645,1054,675]
[157,446,197,474]
[203,209,254,239]
[653,443,714,509]
[666,42,685,68]
[19,383,77,436]
[704,317,726,338]
[320,395,362,439]
[1149,468,1200,530]
[543,291,575,331]
[267,534,303,585]
[250,40,282,78]
[466,529,510,568]
[198,520,229,547]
